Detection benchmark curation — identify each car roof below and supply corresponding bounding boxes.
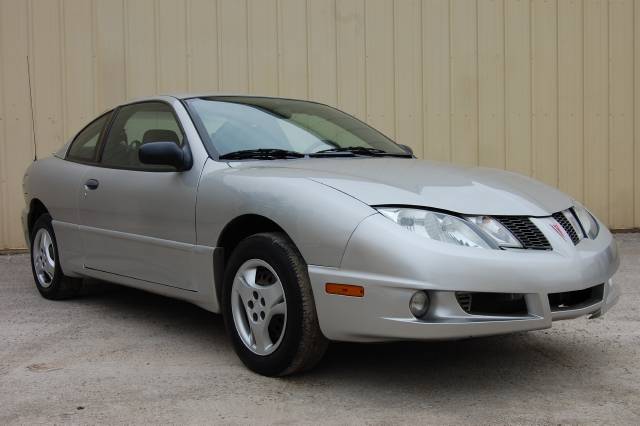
[93,92,316,126]
[131,92,287,101]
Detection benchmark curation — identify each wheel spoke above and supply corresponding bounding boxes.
[261,281,284,308]
[43,258,55,276]
[44,245,55,265]
[249,318,272,353]
[265,301,286,324]
[234,274,255,303]
[242,267,257,287]
[270,301,286,316]
[41,232,50,253]
[34,233,42,255]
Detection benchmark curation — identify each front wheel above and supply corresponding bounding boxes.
[222,233,328,376]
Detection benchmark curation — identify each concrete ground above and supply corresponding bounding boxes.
[0,235,638,425]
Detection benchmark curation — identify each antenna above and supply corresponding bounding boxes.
[26,55,37,161]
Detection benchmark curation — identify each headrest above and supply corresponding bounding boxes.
[142,129,180,145]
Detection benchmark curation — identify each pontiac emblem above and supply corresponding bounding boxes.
[550,222,568,240]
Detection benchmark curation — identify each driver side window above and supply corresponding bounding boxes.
[101,102,185,170]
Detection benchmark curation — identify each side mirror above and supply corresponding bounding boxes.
[398,144,414,155]
[139,142,192,171]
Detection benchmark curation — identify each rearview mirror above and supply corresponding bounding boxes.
[139,142,192,171]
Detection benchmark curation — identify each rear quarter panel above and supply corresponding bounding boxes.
[26,157,87,224]
[25,156,88,275]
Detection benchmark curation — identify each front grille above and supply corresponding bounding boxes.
[494,216,552,250]
[548,283,604,311]
[552,211,580,245]
[456,292,528,316]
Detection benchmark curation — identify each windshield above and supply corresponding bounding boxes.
[185,96,409,158]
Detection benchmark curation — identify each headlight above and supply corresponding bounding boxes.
[377,208,495,249]
[573,203,599,239]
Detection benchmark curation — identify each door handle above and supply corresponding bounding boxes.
[84,179,99,190]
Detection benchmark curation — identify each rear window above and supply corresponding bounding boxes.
[66,112,112,162]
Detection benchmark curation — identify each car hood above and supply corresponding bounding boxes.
[228,157,572,216]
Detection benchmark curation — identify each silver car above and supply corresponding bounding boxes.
[22,94,620,376]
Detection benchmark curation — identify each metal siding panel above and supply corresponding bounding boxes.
[63,0,96,140]
[505,0,531,176]
[5,0,640,249]
[218,0,248,91]
[394,0,423,157]
[157,0,188,92]
[308,0,337,106]
[0,0,6,249]
[188,0,219,92]
[30,0,65,158]
[423,0,451,162]
[125,0,158,98]
[478,0,506,169]
[608,0,634,228]
[636,0,640,228]
[558,0,584,202]
[277,0,308,98]
[584,0,609,223]
[1,0,35,248]
[531,0,558,187]
[95,0,126,110]
[336,0,366,120]
[247,0,278,96]
[365,0,395,137]
[450,0,478,166]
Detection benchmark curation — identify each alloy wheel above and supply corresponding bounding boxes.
[32,228,56,288]
[230,259,287,356]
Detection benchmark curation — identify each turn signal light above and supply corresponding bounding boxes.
[325,283,364,297]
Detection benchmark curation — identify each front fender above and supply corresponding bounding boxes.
[196,159,376,267]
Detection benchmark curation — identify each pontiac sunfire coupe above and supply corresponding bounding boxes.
[22,95,620,376]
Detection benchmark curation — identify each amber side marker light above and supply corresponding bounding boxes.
[325,283,364,297]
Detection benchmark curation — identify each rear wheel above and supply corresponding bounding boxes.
[30,214,82,300]
[222,232,328,376]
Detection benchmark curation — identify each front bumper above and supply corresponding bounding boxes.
[308,214,620,342]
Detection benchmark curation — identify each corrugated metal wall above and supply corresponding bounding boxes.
[1,0,639,249]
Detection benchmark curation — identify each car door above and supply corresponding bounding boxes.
[78,100,206,291]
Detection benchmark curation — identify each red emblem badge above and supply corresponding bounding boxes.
[550,222,568,240]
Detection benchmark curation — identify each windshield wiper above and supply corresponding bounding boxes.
[219,149,305,160]
[309,146,411,157]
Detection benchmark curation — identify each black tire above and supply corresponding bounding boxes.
[222,232,328,376]
[29,213,82,300]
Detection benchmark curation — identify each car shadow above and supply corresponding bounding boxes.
[75,278,609,394]
[75,278,227,345]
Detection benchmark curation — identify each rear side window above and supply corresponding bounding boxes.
[66,112,112,162]
[100,102,185,170]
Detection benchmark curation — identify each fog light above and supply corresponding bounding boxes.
[409,291,430,318]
